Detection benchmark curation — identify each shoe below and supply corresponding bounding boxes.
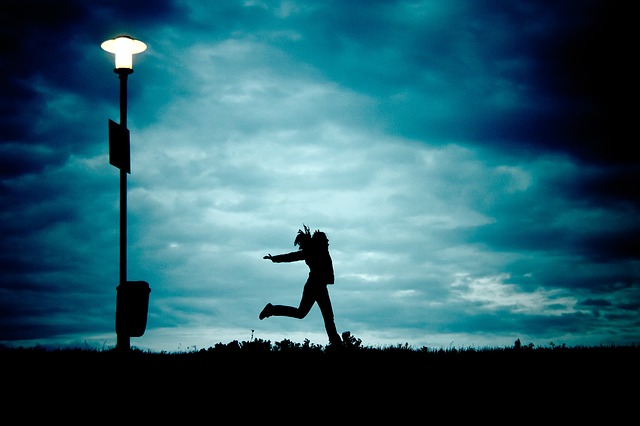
[326,340,345,352]
[259,303,273,320]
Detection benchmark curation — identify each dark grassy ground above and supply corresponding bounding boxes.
[2,339,637,421]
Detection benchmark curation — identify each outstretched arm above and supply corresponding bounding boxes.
[263,251,305,263]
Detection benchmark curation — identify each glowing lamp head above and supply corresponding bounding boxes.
[101,35,147,71]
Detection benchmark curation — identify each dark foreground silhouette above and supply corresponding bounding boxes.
[2,338,636,421]
[260,225,342,346]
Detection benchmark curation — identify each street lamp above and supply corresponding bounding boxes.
[102,35,150,351]
[101,36,147,70]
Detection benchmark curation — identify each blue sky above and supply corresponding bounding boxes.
[1,0,638,351]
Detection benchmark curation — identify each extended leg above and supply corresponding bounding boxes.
[262,282,315,319]
[314,285,342,345]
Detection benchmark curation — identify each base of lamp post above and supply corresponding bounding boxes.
[117,335,130,351]
[115,280,151,351]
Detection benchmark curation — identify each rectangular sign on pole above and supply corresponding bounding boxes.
[108,119,131,174]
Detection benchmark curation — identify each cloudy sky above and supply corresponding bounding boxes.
[1,0,638,352]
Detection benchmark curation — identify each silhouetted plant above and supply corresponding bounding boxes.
[274,338,299,352]
[341,331,362,349]
[241,338,272,353]
[301,338,324,352]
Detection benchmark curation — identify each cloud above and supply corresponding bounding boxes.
[1,0,638,351]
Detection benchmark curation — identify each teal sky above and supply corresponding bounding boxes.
[1,0,638,351]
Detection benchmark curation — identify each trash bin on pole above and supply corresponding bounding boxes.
[116,280,151,337]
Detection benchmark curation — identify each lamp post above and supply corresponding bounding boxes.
[102,35,148,351]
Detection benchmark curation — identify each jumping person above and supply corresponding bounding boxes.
[259,225,342,346]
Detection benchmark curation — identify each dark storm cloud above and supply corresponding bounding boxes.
[0,0,185,177]
[269,0,637,166]
[5,0,633,168]
[569,165,640,210]
[527,1,636,164]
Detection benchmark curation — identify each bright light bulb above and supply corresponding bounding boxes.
[101,35,147,70]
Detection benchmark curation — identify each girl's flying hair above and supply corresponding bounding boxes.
[294,224,312,248]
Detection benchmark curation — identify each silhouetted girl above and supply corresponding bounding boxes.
[260,225,342,346]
